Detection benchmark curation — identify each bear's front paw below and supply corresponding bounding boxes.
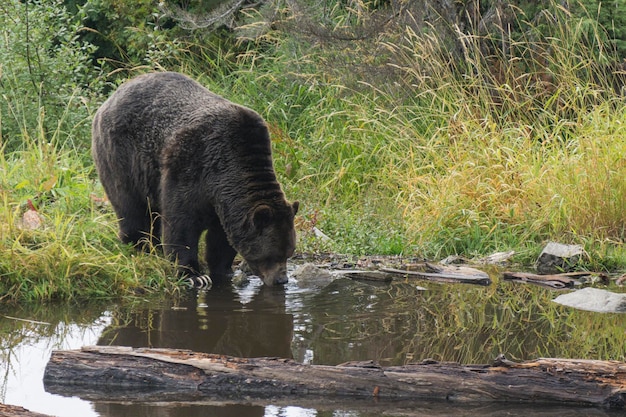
[184,274,212,289]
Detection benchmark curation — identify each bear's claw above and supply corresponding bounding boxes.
[184,274,212,289]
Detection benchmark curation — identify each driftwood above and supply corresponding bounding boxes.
[337,269,394,282]
[380,262,491,286]
[44,346,626,409]
[0,404,51,417]
[502,271,602,289]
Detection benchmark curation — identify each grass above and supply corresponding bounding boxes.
[2,0,626,301]
[266,4,626,266]
[0,127,180,302]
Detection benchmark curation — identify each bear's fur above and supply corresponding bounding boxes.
[92,72,299,286]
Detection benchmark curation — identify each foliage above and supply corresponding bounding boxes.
[0,130,181,302]
[77,0,181,70]
[238,0,626,263]
[374,5,626,260]
[570,0,626,57]
[75,0,253,75]
[0,0,103,152]
[3,0,626,302]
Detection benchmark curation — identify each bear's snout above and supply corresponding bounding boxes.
[269,270,289,286]
[250,262,289,286]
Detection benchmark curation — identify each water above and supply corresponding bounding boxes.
[1,272,625,416]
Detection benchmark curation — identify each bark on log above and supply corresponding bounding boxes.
[0,404,51,417]
[502,271,606,289]
[44,346,626,409]
[381,264,492,285]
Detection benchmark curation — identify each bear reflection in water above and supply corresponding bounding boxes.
[97,286,293,359]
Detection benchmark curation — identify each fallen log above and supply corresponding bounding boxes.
[0,404,51,417]
[502,271,602,289]
[381,263,491,286]
[44,346,626,409]
[336,269,394,282]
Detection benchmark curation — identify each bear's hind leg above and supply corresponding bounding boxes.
[205,216,237,284]
[162,216,203,276]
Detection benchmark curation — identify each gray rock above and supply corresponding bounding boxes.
[232,269,251,287]
[478,251,515,265]
[553,287,626,313]
[292,263,334,287]
[536,242,583,274]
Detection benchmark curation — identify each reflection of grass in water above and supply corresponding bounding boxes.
[416,282,560,363]
[418,280,626,364]
[0,302,108,401]
[303,276,626,366]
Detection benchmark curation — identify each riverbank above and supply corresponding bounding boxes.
[2,1,626,302]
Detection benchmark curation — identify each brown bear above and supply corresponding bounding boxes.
[92,72,299,287]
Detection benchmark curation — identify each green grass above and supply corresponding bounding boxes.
[0,133,180,302]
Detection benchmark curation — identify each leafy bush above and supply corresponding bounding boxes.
[0,0,103,151]
[571,0,626,58]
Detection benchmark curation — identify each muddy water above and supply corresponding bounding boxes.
[1,272,626,416]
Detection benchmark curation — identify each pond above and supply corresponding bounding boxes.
[2,265,626,416]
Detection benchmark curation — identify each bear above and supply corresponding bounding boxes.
[91,71,299,287]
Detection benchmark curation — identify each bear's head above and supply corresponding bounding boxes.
[240,201,299,285]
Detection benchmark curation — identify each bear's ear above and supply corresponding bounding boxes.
[252,205,274,230]
[292,201,300,215]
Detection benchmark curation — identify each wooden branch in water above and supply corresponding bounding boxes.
[44,346,626,409]
[381,262,492,286]
[502,271,596,288]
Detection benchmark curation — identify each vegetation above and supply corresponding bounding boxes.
[1,0,626,301]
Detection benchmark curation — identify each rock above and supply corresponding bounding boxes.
[292,263,334,287]
[232,269,250,287]
[20,209,44,230]
[536,242,583,274]
[553,287,626,313]
[19,200,44,230]
[439,255,469,265]
[477,251,515,265]
[312,227,331,241]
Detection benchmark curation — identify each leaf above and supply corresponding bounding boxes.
[14,179,30,190]
[41,175,58,192]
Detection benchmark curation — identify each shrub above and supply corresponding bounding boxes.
[0,0,102,151]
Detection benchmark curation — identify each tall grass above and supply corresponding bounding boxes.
[219,2,626,264]
[0,118,179,302]
[377,8,626,262]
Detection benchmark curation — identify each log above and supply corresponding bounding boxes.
[0,404,51,417]
[44,346,626,409]
[337,270,394,282]
[381,263,491,286]
[502,271,602,289]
